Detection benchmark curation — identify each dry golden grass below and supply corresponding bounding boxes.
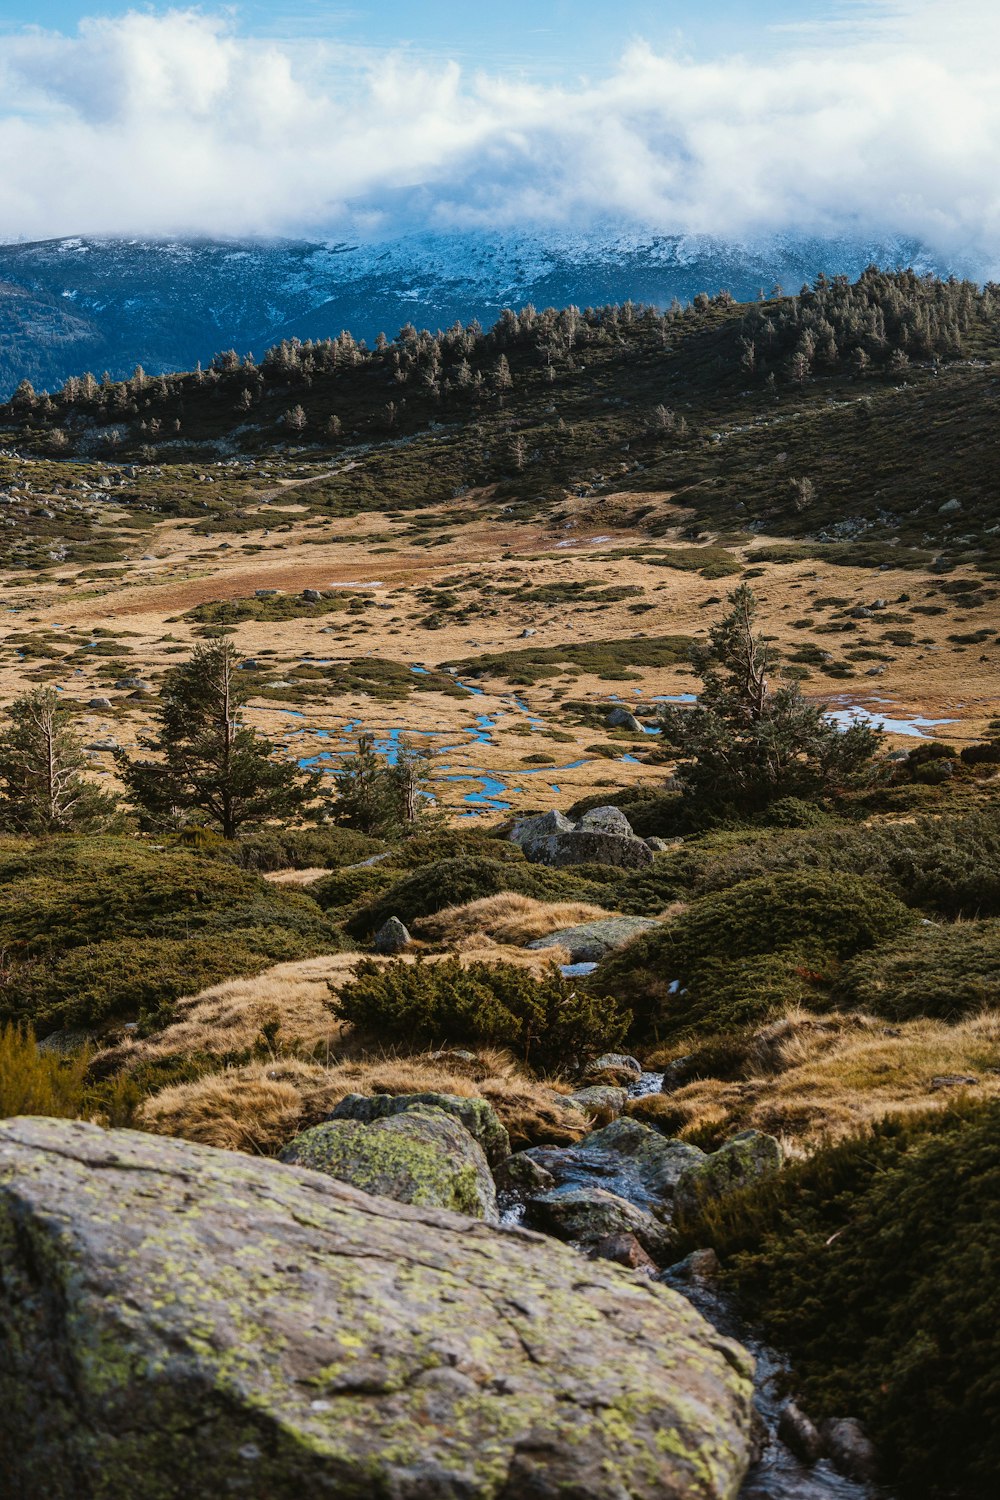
[414,892,611,946]
[138,1045,587,1154]
[263,867,332,886]
[98,941,568,1078]
[630,1009,1000,1148]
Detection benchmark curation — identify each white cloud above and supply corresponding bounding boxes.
[0,4,998,270]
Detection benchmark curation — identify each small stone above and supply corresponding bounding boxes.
[778,1402,824,1465]
[607,706,643,733]
[588,1233,657,1273]
[819,1417,878,1482]
[930,1074,979,1091]
[567,1086,629,1121]
[373,916,410,954]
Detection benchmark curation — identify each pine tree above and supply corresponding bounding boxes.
[659,586,885,815]
[0,689,121,834]
[117,642,322,838]
[332,734,433,835]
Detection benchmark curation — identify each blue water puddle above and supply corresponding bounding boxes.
[827,707,958,739]
[621,754,641,764]
[410,665,430,675]
[457,679,486,697]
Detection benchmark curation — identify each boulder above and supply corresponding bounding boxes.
[578,805,635,837]
[674,1131,783,1219]
[645,836,673,852]
[509,808,654,870]
[280,1107,498,1221]
[819,1418,879,1482]
[0,1117,754,1500]
[607,707,644,733]
[302,588,323,601]
[520,1119,706,1216]
[529,915,661,964]
[526,1185,674,1260]
[567,1085,629,1121]
[87,696,112,710]
[509,808,575,859]
[778,1402,824,1465]
[494,1151,556,1195]
[589,1052,643,1081]
[373,915,410,954]
[329,1091,510,1167]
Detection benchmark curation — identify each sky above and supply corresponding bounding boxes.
[0,2,997,267]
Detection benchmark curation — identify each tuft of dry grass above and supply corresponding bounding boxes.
[630,1009,1000,1148]
[138,1045,587,1154]
[413,892,612,947]
[263,867,333,886]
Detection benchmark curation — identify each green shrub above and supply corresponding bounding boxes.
[348,856,607,936]
[680,1101,1000,1500]
[214,825,384,871]
[4,936,284,1034]
[332,957,630,1072]
[590,870,914,1039]
[0,837,344,1034]
[834,919,1000,1021]
[310,864,396,914]
[384,829,522,869]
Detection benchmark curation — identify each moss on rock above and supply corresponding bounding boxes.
[0,1117,754,1500]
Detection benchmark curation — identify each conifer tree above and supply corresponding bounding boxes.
[659,586,885,815]
[0,689,120,834]
[117,642,322,838]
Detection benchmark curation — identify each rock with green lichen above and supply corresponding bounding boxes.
[329,1090,510,1167]
[280,1107,499,1221]
[0,1116,755,1500]
[674,1130,784,1219]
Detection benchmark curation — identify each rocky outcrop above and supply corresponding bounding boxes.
[526,1184,674,1260]
[0,1117,755,1500]
[329,1090,511,1166]
[674,1131,784,1219]
[373,915,411,953]
[529,915,661,963]
[518,1118,707,1215]
[280,1106,499,1221]
[510,806,655,869]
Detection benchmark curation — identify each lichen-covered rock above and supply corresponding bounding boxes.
[522,1119,707,1215]
[674,1130,784,1219]
[509,809,655,869]
[529,915,661,964]
[329,1090,511,1166]
[494,1150,556,1195]
[281,1107,499,1221]
[0,1117,755,1500]
[373,914,411,953]
[577,805,637,838]
[526,1185,674,1260]
[508,808,575,859]
[567,1085,629,1122]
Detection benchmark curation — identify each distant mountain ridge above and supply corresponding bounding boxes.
[0,228,951,398]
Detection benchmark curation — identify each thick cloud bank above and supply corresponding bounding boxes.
[0,4,998,270]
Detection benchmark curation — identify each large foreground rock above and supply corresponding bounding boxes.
[329,1090,511,1166]
[0,1118,754,1500]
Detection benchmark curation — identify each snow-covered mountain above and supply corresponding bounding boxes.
[0,228,952,398]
